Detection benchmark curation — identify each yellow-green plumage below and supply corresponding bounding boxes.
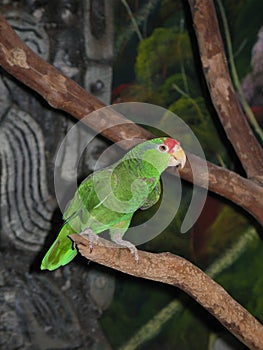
[41,137,185,270]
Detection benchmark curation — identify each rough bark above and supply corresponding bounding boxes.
[71,234,263,350]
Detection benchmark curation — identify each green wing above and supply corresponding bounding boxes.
[41,168,121,271]
[41,175,94,271]
[63,173,94,222]
[140,180,161,210]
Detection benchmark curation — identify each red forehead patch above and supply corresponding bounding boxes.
[163,138,179,152]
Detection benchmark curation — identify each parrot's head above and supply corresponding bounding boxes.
[133,137,186,175]
[161,137,186,168]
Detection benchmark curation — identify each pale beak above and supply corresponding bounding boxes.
[168,145,186,168]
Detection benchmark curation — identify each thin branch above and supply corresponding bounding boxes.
[70,234,263,350]
[188,0,263,182]
[121,0,143,41]
[0,15,263,224]
[172,83,207,122]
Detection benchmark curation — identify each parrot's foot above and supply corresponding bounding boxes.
[111,233,139,262]
[80,228,99,253]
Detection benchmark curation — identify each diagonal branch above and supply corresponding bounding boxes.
[0,15,263,224]
[187,0,263,182]
[70,234,263,350]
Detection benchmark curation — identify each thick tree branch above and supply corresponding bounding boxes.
[188,0,263,182]
[70,234,263,350]
[0,15,263,224]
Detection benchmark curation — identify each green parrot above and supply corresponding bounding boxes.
[41,137,186,270]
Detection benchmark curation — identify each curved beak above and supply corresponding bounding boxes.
[168,145,186,168]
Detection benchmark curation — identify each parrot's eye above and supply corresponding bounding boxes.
[158,144,169,153]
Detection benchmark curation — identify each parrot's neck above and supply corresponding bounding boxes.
[111,146,168,202]
[120,148,166,180]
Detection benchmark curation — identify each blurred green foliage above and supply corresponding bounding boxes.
[135,29,192,84]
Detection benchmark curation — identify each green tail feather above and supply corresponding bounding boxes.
[41,223,77,271]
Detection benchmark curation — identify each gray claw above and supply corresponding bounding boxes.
[111,233,139,262]
[80,228,99,253]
